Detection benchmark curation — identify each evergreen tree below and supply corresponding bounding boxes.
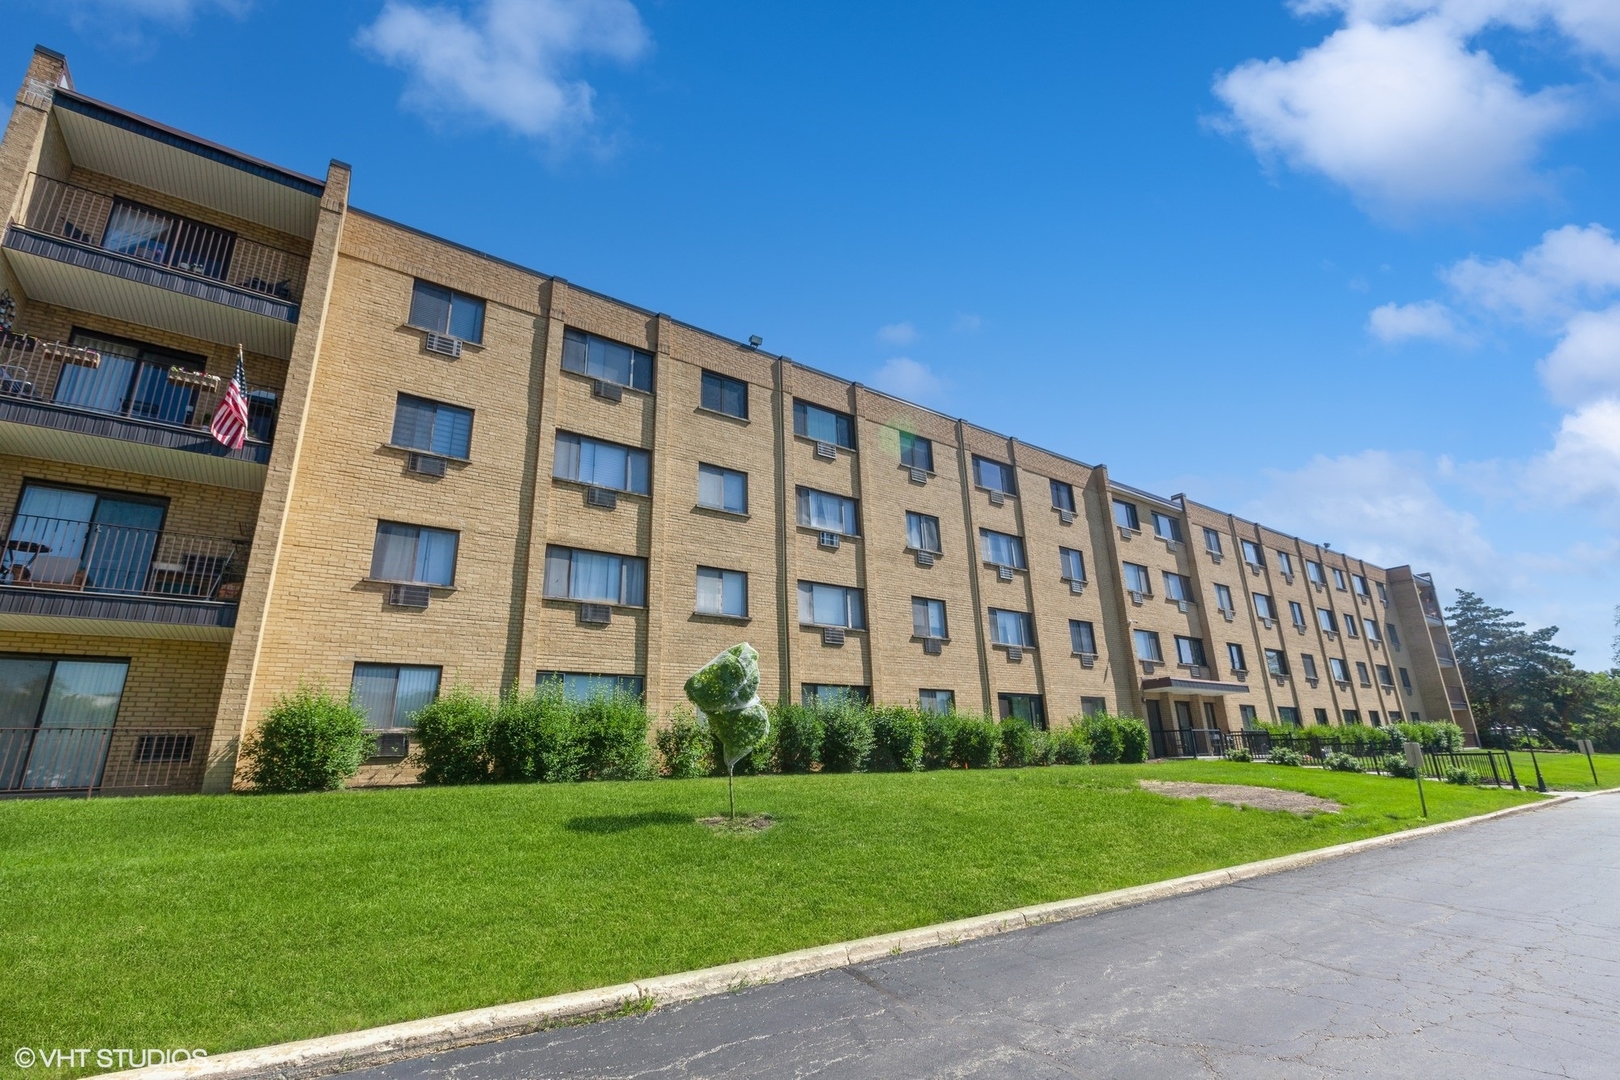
[1446,590,1577,740]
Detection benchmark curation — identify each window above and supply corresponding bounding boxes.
[794,400,855,449]
[1411,711,1421,722]
[1214,583,1234,612]
[973,456,1016,494]
[1306,560,1325,586]
[7,484,166,593]
[1332,567,1347,590]
[409,279,485,343]
[1070,620,1097,655]
[1301,654,1319,680]
[538,672,645,701]
[562,328,653,391]
[352,664,440,729]
[696,567,747,617]
[1353,574,1369,597]
[1240,704,1259,727]
[797,581,865,628]
[64,330,257,433]
[797,487,860,535]
[1133,629,1163,663]
[544,546,648,606]
[1050,480,1076,513]
[392,394,473,459]
[1241,540,1264,567]
[1344,615,1359,638]
[1317,608,1338,633]
[1356,661,1371,685]
[1388,711,1403,723]
[0,657,130,789]
[1112,499,1140,531]
[1343,710,1361,725]
[1163,572,1193,602]
[1369,710,1382,726]
[1376,581,1389,604]
[1203,527,1223,556]
[1377,664,1394,687]
[700,370,748,418]
[1264,649,1289,676]
[803,684,870,706]
[980,529,1027,568]
[1060,547,1087,582]
[899,431,933,472]
[906,511,942,554]
[1176,636,1207,666]
[1386,623,1402,649]
[1278,706,1301,727]
[1123,562,1152,595]
[1289,601,1306,627]
[1330,657,1350,682]
[1313,708,1329,726]
[1227,642,1247,672]
[1362,619,1381,642]
[1082,697,1108,717]
[999,693,1047,729]
[371,522,458,586]
[919,689,954,714]
[697,463,748,514]
[1276,551,1293,577]
[989,608,1035,647]
[1400,667,1412,689]
[1253,593,1277,620]
[912,597,948,639]
[553,432,650,495]
[1152,512,1183,543]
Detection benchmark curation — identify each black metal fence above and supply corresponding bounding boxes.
[1152,727,1519,788]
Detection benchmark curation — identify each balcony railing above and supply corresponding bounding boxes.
[0,334,277,448]
[1,725,207,793]
[0,513,247,602]
[18,174,308,305]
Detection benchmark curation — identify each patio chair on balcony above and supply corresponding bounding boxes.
[22,554,87,589]
[0,365,34,397]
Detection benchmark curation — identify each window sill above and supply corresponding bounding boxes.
[403,324,483,351]
[693,503,750,520]
[380,443,472,465]
[544,596,647,612]
[905,546,945,557]
[692,610,751,623]
[793,433,856,454]
[912,635,951,644]
[552,476,651,500]
[561,367,652,398]
[902,465,936,478]
[983,561,1027,572]
[695,406,750,425]
[992,642,1034,652]
[363,578,457,593]
[800,623,866,633]
[799,525,861,541]
[976,486,1016,500]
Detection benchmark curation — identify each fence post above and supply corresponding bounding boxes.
[1405,740,1427,818]
[1527,744,1549,793]
[1578,738,1599,786]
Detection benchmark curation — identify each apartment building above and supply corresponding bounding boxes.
[0,49,1475,795]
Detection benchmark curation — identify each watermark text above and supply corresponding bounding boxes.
[14,1047,208,1070]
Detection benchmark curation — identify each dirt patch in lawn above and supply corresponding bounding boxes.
[698,813,776,833]
[1139,780,1342,815]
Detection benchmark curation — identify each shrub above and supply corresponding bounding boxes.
[1224,746,1252,763]
[1395,721,1465,752]
[871,706,926,772]
[1029,729,1058,766]
[1323,751,1363,773]
[921,710,958,769]
[772,703,823,773]
[998,717,1038,768]
[411,687,495,784]
[1444,766,1482,786]
[1051,724,1092,765]
[488,680,583,782]
[951,714,1000,768]
[575,689,654,780]
[1573,721,1620,754]
[1082,714,1150,764]
[1269,746,1303,767]
[1380,754,1417,779]
[656,708,712,779]
[819,695,875,772]
[242,684,373,793]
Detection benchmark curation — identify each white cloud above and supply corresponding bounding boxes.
[1523,398,1620,505]
[1214,4,1584,211]
[871,358,947,405]
[1539,306,1620,406]
[1367,300,1466,343]
[876,321,918,346]
[1444,224,1620,324]
[357,0,650,140]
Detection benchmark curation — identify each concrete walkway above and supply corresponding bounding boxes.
[347,795,1620,1078]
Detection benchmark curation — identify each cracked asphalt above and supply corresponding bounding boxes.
[348,794,1620,1079]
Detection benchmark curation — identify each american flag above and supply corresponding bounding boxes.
[210,346,250,451]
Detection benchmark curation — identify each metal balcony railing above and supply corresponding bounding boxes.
[0,513,247,601]
[0,334,277,444]
[18,174,308,304]
[1,725,207,793]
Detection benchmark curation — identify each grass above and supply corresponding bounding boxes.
[1502,749,1620,791]
[0,761,1542,1078]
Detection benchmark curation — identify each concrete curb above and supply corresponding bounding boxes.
[99,792,1588,1080]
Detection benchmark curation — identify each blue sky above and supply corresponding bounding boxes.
[10,0,1620,666]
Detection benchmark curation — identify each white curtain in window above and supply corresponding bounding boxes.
[1061,548,1085,580]
[991,609,1030,646]
[372,523,418,582]
[981,531,1024,568]
[800,405,839,443]
[394,667,441,725]
[351,665,397,728]
[906,513,940,553]
[414,528,457,586]
[571,550,618,602]
[799,489,855,533]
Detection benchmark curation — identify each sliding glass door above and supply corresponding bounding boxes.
[0,657,129,790]
[5,484,166,593]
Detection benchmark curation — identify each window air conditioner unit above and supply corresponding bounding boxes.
[1129,590,1144,606]
[915,550,935,568]
[988,489,1005,507]
[591,379,623,402]
[1069,578,1085,595]
[1221,608,1235,622]
[386,584,431,609]
[1306,677,1318,688]
[819,531,841,550]
[1176,600,1190,613]
[579,603,612,625]
[406,452,447,477]
[1006,645,1023,662]
[922,637,943,655]
[1262,617,1274,629]
[585,486,618,510]
[1190,665,1208,679]
[1141,659,1157,673]
[815,441,837,460]
[1058,509,1075,525]
[1282,573,1294,585]
[1313,581,1324,592]
[998,565,1014,582]
[1164,540,1180,551]
[1275,675,1289,687]
[1209,551,1222,563]
[1248,563,1261,575]
[373,732,410,759]
[1079,652,1096,668]
[423,333,462,358]
[1118,526,1133,541]
[909,467,928,485]
[822,625,845,646]
[1325,630,1337,640]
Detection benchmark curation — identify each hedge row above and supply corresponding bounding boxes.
[1256,719,1466,753]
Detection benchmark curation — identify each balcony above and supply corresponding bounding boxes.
[3,175,308,357]
[0,512,246,637]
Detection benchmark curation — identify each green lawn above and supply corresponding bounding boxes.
[1503,750,1620,791]
[0,762,1540,1078]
